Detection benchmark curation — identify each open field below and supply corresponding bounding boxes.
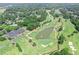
[0,13,58,54]
[0,10,75,55]
[0,3,79,55]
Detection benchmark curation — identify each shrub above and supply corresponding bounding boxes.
[0,36,6,41]
[32,42,36,47]
[16,43,22,52]
[58,34,65,44]
[73,31,78,33]
[0,31,5,36]
[28,39,32,43]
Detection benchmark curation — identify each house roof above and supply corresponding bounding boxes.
[5,28,26,38]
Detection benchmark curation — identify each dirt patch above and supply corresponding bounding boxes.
[36,27,53,39]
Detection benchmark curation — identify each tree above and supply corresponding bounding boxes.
[28,39,32,43]
[0,31,5,36]
[0,36,6,41]
[57,34,65,50]
[58,18,61,22]
[53,13,59,18]
[70,17,79,31]
[58,26,63,32]
[58,34,65,44]
[16,43,22,52]
[32,42,36,47]
[27,22,39,31]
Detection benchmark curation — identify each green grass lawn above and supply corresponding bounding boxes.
[0,10,57,55]
[63,19,75,36]
[59,17,79,55]
[14,32,57,55]
[11,13,58,55]
[70,33,79,54]
[0,40,20,55]
[0,10,79,55]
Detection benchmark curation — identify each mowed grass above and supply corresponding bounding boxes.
[64,20,79,54]
[25,14,65,54]
[63,19,75,36]
[0,40,20,55]
[0,11,57,55]
[0,22,57,55]
[0,40,10,54]
[70,33,79,54]
[29,13,58,38]
[1,10,79,54]
[60,18,79,54]
[15,31,57,55]
[5,46,20,55]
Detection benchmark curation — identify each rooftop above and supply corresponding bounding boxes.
[4,28,26,38]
